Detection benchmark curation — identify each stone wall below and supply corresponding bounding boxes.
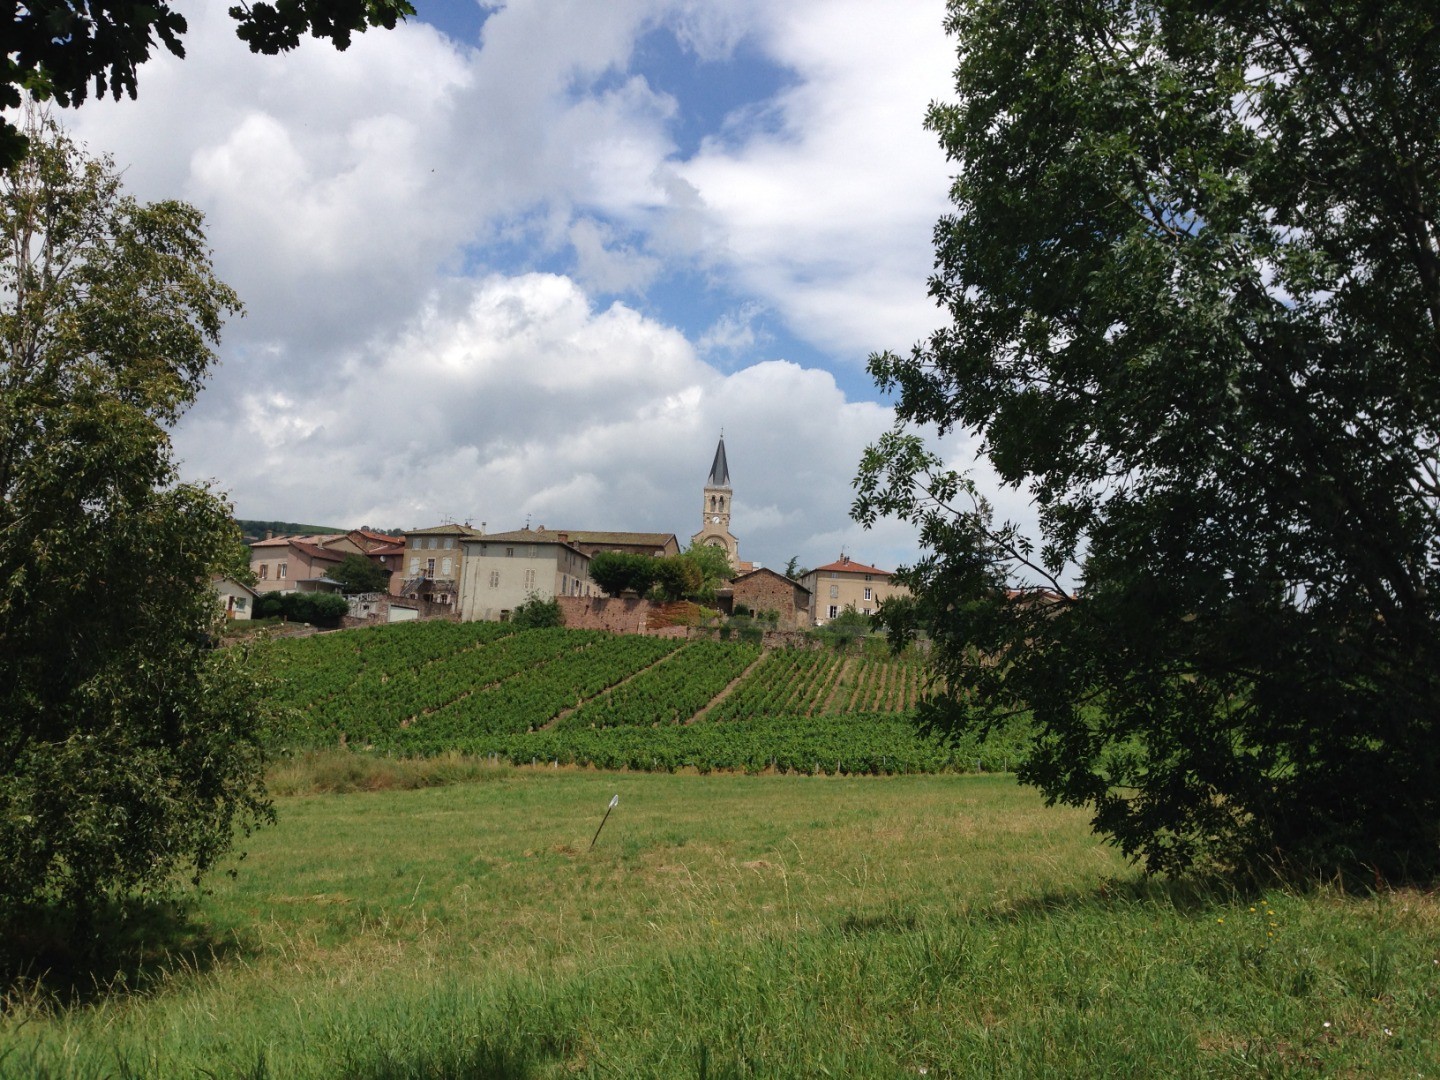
[556,595,650,633]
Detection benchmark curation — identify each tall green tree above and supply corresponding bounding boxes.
[588,550,659,597]
[0,0,415,165]
[0,112,269,919]
[856,0,1440,877]
[325,552,391,594]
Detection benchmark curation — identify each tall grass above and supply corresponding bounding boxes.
[2,773,1436,1077]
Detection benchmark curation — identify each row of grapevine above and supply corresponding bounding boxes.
[710,649,928,718]
[263,621,514,713]
[259,625,1007,774]
[282,627,601,746]
[449,712,1019,775]
[391,633,684,748]
[556,640,761,729]
[710,649,841,720]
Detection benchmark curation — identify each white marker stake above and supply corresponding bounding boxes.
[589,794,620,851]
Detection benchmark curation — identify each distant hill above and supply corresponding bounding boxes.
[236,519,410,546]
[236,519,344,545]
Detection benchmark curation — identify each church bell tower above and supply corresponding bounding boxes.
[691,435,740,566]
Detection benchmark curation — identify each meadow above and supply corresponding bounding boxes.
[3,766,1437,1078]
[4,623,1437,1077]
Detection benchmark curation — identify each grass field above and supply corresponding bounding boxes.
[4,767,1437,1078]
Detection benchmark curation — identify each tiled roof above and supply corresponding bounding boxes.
[406,523,485,537]
[472,527,673,548]
[561,530,677,547]
[810,557,890,576]
[732,566,810,593]
[290,541,345,562]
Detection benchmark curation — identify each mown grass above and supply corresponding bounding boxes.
[2,769,1437,1078]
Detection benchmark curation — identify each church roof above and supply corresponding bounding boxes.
[707,437,731,488]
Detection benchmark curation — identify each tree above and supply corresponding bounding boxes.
[681,541,735,602]
[855,0,1440,878]
[325,552,390,594]
[1,0,415,166]
[650,554,703,603]
[588,550,659,597]
[509,594,563,629]
[783,555,809,582]
[0,112,270,920]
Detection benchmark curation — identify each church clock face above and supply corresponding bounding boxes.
[710,515,722,523]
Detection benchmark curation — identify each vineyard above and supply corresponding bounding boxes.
[259,621,1028,773]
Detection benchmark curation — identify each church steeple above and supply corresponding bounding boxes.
[707,436,730,488]
[691,434,740,567]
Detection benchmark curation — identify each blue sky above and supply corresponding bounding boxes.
[58,0,1006,573]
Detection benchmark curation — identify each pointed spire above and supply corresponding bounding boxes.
[707,435,730,488]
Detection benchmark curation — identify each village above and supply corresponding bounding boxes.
[218,436,911,632]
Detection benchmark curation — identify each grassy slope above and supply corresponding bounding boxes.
[4,771,1437,1078]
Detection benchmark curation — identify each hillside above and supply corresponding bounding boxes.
[260,622,1027,774]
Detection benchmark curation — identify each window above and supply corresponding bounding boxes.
[441,557,452,576]
[505,547,514,557]
[829,585,839,599]
[277,564,287,580]
[426,558,435,578]
[524,569,536,589]
[865,573,873,582]
[828,605,838,619]
[864,587,872,601]
[427,538,437,549]
[863,608,871,615]
[443,538,454,549]
[409,557,419,574]
[489,571,500,588]
[258,564,268,579]
[829,571,837,579]
[234,597,247,611]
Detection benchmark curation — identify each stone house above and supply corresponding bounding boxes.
[729,567,812,630]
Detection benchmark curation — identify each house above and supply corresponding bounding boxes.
[399,523,485,609]
[728,567,811,630]
[213,576,259,620]
[249,534,357,593]
[542,529,680,559]
[457,527,596,621]
[801,555,910,625]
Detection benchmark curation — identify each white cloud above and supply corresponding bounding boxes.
[52,0,984,573]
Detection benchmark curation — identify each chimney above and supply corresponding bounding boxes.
[558,532,569,543]
[265,529,273,540]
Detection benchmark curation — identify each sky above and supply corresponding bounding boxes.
[58,0,1023,575]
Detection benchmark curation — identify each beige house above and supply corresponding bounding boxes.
[801,555,910,625]
[457,527,597,622]
[400,523,484,609]
[249,534,359,593]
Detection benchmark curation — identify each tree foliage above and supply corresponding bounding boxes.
[0,113,270,919]
[325,552,390,594]
[253,590,349,626]
[856,0,1440,878]
[588,551,658,597]
[1,0,415,165]
[680,542,735,602]
[508,594,564,629]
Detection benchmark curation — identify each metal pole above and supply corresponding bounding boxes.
[589,794,620,851]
